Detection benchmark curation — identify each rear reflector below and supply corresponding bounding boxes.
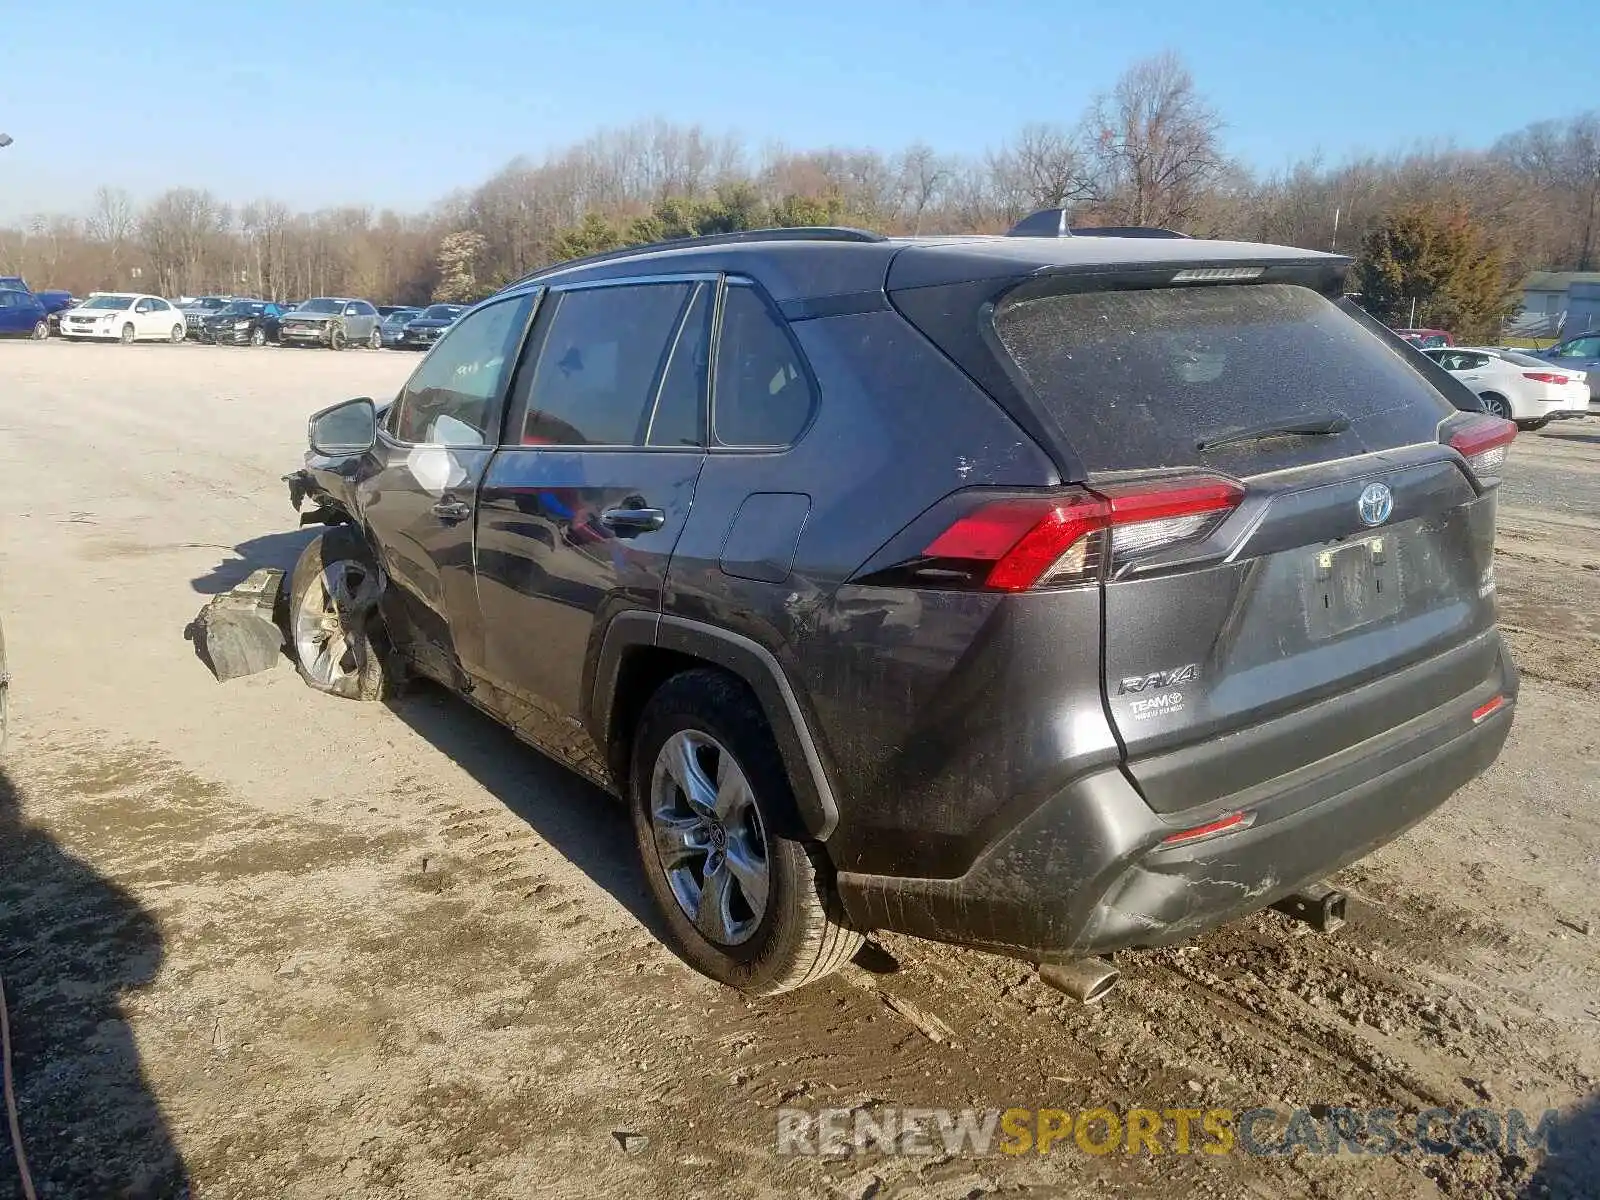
[916,476,1244,592]
[1447,416,1517,477]
[1161,810,1253,846]
[1471,695,1506,723]
[1522,372,1573,385]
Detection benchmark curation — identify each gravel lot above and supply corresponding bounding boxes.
[0,339,1596,1199]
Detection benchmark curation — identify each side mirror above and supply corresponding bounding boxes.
[308,397,376,456]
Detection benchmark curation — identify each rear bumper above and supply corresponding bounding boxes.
[836,641,1516,961]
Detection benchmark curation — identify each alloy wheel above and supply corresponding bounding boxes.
[292,558,382,690]
[649,729,770,947]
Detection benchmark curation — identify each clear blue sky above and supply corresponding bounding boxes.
[1,0,1592,222]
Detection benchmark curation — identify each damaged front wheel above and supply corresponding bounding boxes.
[289,528,392,700]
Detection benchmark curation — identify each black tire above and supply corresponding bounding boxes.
[30,319,47,340]
[170,324,185,344]
[329,323,347,351]
[250,326,266,347]
[287,527,392,701]
[368,327,382,350]
[1481,393,1513,420]
[629,668,861,994]
[120,323,136,345]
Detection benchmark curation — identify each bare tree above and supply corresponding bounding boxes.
[988,123,1093,219]
[138,188,232,295]
[1495,113,1600,269]
[1084,52,1224,228]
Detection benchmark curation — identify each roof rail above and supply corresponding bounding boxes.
[509,225,888,288]
[1005,208,1190,239]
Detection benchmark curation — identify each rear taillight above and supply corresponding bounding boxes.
[1521,372,1571,385]
[882,475,1244,592]
[1448,415,1517,478]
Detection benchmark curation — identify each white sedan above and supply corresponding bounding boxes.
[1422,346,1590,429]
[58,293,187,344]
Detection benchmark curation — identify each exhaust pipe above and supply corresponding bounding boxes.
[1038,957,1120,1004]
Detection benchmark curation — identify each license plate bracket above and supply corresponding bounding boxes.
[1304,536,1401,640]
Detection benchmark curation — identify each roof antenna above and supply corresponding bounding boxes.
[1007,208,1074,238]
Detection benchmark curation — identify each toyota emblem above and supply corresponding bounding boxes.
[1358,482,1393,527]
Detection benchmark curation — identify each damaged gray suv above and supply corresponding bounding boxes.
[285,213,1518,997]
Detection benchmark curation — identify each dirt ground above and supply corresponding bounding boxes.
[0,339,1596,1200]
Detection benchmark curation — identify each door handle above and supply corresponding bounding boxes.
[600,506,666,534]
[432,498,472,521]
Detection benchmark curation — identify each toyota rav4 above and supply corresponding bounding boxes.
[283,214,1517,996]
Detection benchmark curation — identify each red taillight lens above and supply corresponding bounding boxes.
[912,476,1244,592]
[1448,415,1517,477]
[1521,372,1571,385]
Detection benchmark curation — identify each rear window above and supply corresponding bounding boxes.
[993,283,1453,472]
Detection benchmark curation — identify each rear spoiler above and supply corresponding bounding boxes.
[1008,208,1189,239]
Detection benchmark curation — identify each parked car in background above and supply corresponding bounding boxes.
[278,297,381,350]
[377,305,415,318]
[282,217,1517,997]
[59,293,186,343]
[180,296,233,340]
[378,306,423,348]
[1395,328,1455,348]
[0,288,49,339]
[1534,332,1600,402]
[1422,346,1590,427]
[34,290,77,334]
[398,303,466,350]
[198,299,285,346]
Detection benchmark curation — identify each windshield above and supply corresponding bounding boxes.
[296,299,341,315]
[218,302,264,317]
[422,305,464,320]
[994,283,1453,472]
[82,295,132,310]
[384,310,419,324]
[187,298,227,311]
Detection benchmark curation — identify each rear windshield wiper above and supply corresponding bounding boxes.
[1196,411,1350,452]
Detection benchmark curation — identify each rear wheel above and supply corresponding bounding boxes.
[1481,393,1513,420]
[288,527,392,701]
[30,319,46,340]
[630,668,861,994]
[120,323,136,345]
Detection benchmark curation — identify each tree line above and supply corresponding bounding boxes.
[3,53,1596,341]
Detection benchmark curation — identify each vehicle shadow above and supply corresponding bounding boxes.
[383,683,669,941]
[189,528,318,596]
[0,768,189,1199]
[1524,1090,1600,1199]
[1537,427,1600,447]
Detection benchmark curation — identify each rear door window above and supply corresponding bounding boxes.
[993,283,1454,472]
